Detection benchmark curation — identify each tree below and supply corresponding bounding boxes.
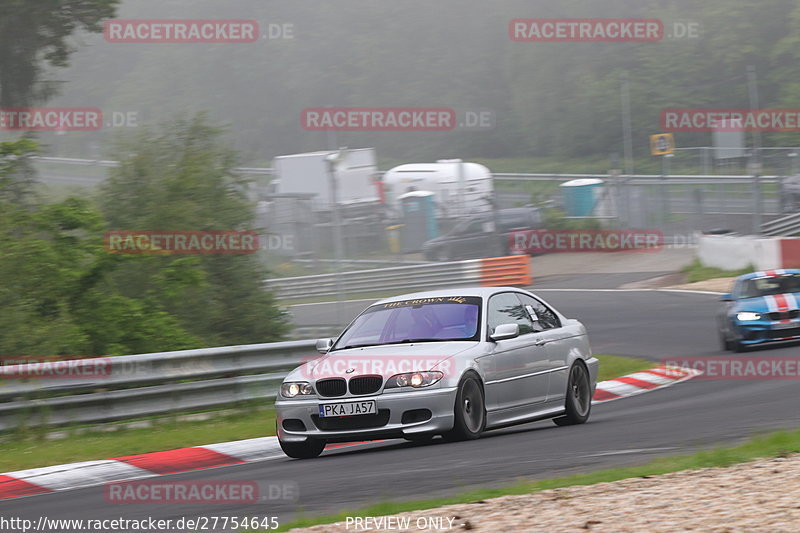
[99,114,289,346]
[0,0,119,107]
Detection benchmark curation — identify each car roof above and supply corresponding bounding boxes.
[373,286,528,305]
[737,269,800,281]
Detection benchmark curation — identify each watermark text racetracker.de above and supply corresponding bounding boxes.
[104,19,294,42]
[663,357,800,380]
[105,480,298,504]
[104,230,295,254]
[299,355,455,380]
[0,108,140,131]
[301,107,495,131]
[510,229,664,255]
[661,108,800,132]
[0,355,111,379]
[509,18,700,42]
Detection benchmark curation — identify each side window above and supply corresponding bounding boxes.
[516,294,561,331]
[487,292,534,335]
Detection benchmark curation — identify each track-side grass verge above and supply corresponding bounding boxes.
[274,427,800,532]
[681,259,752,284]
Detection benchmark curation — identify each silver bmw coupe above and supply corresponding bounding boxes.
[276,287,598,458]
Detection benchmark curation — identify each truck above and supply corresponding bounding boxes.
[271,148,379,208]
[381,159,493,218]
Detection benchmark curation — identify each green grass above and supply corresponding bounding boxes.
[274,427,800,531]
[0,356,647,472]
[681,259,753,284]
[0,407,276,473]
[595,354,652,382]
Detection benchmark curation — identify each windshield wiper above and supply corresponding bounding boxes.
[332,343,377,351]
[396,338,443,343]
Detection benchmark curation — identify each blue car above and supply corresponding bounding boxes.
[718,269,800,352]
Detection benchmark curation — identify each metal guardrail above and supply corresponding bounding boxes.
[32,156,273,176]
[265,256,531,301]
[32,157,781,184]
[0,340,317,431]
[762,212,800,236]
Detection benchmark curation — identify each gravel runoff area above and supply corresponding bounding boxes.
[288,454,800,533]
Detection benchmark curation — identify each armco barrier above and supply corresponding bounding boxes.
[0,340,317,431]
[265,256,533,300]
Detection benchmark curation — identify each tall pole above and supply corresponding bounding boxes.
[621,72,634,228]
[621,72,635,177]
[326,151,345,327]
[747,65,762,235]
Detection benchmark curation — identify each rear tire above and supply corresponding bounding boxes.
[443,374,485,441]
[553,362,592,426]
[279,437,326,459]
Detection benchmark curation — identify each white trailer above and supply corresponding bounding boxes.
[272,148,379,207]
[382,159,493,218]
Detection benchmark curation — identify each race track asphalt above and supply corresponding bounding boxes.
[4,288,800,530]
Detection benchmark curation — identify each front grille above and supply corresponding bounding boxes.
[316,378,347,397]
[349,375,383,395]
[767,327,800,339]
[767,310,800,321]
[311,409,390,431]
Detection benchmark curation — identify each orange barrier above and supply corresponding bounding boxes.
[479,255,532,287]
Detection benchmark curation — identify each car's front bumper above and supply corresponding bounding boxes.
[732,319,800,345]
[276,386,458,443]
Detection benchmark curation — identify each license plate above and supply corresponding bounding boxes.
[318,400,376,418]
[772,321,796,330]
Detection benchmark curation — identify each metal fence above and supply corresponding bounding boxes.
[0,341,317,432]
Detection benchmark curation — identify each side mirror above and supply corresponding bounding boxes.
[315,338,333,354]
[721,293,733,302]
[490,323,520,341]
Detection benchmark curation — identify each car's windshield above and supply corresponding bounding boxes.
[739,274,800,299]
[332,297,482,350]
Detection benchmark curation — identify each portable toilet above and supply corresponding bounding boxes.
[560,178,604,216]
[399,191,438,253]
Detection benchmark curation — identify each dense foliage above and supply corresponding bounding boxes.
[0,118,288,357]
[32,0,800,162]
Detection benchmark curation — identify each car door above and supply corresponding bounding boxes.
[484,292,550,411]
[516,294,570,403]
[450,217,492,259]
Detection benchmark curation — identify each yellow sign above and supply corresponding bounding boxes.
[650,133,675,155]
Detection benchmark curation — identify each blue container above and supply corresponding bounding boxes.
[560,179,604,216]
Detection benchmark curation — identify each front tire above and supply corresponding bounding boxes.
[279,437,326,459]
[553,362,592,426]
[719,327,732,351]
[443,374,485,441]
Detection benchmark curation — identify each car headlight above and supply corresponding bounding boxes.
[736,312,762,321]
[280,381,315,398]
[385,371,443,389]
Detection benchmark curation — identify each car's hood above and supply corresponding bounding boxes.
[734,293,800,313]
[288,341,479,381]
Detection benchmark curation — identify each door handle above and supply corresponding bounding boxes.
[534,338,547,346]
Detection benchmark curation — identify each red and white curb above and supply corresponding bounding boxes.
[1,365,700,501]
[592,364,702,403]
